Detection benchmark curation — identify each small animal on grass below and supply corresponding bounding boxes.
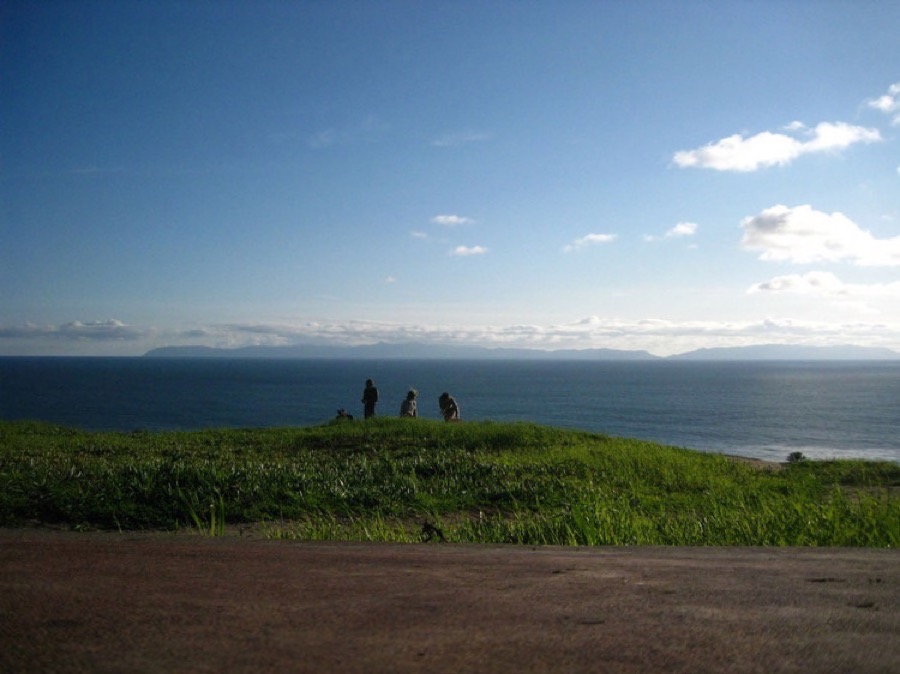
[421,520,446,542]
[335,408,354,421]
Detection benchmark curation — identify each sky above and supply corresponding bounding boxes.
[1,0,899,357]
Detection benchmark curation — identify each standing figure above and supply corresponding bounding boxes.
[400,389,418,417]
[361,378,379,419]
[438,392,460,422]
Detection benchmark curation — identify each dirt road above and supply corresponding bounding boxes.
[1,530,897,673]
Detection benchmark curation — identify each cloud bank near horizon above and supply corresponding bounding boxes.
[0,320,150,342]
[2,315,897,357]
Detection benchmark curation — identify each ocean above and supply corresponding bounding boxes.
[1,357,898,464]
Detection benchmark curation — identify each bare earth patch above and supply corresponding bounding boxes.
[1,529,897,673]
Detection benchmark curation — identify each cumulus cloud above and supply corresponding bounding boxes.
[667,222,698,237]
[748,271,846,296]
[563,233,617,252]
[673,122,881,172]
[801,122,881,152]
[740,204,900,266]
[868,82,900,125]
[431,214,475,226]
[645,222,698,242]
[450,245,487,256]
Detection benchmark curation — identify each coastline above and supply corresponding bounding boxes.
[3,357,899,464]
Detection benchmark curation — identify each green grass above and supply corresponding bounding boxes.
[1,418,897,546]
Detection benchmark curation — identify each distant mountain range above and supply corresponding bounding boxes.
[144,342,900,361]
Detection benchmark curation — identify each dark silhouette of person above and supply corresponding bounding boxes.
[361,378,379,419]
[438,392,460,422]
[400,389,418,417]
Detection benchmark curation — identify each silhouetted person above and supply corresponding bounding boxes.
[400,389,418,417]
[361,378,378,419]
[439,392,460,422]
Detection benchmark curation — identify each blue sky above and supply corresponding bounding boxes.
[2,0,899,356]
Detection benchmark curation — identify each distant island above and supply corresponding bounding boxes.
[144,342,900,361]
[667,344,900,361]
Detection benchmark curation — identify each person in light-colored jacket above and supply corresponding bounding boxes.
[438,392,460,422]
[400,389,418,418]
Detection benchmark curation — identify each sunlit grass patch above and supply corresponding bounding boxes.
[1,419,896,546]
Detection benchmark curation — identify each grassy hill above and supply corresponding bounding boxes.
[1,419,897,546]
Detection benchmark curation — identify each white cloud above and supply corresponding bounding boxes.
[212,316,899,355]
[431,214,474,226]
[0,319,148,342]
[666,222,698,237]
[410,230,428,239]
[674,131,799,171]
[5,316,898,357]
[802,122,881,152]
[430,131,493,147]
[748,271,847,296]
[563,233,617,252]
[868,82,900,125]
[220,313,884,354]
[450,245,487,256]
[646,222,699,241]
[740,204,900,266]
[748,271,900,299]
[673,122,881,172]
[385,275,397,283]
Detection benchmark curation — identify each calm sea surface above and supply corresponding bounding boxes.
[2,357,898,463]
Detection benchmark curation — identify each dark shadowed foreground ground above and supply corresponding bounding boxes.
[1,530,897,673]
